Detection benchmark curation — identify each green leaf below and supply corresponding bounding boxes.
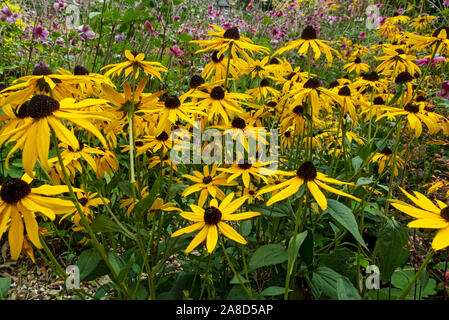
[118,181,134,197]
[248,244,289,271]
[0,277,11,299]
[77,249,102,281]
[91,215,122,233]
[355,177,372,189]
[324,199,367,249]
[287,231,308,276]
[375,218,410,282]
[352,156,363,170]
[241,220,252,237]
[391,267,436,298]
[309,267,341,299]
[248,203,289,217]
[261,286,292,296]
[108,252,124,276]
[89,12,102,19]
[336,277,361,300]
[119,253,135,282]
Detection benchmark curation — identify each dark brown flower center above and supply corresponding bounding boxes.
[381,147,392,155]
[16,102,29,118]
[232,117,246,129]
[260,78,270,87]
[354,57,362,64]
[202,176,213,184]
[165,96,181,109]
[404,103,419,113]
[204,206,222,225]
[0,178,31,204]
[395,71,413,84]
[28,95,60,119]
[267,101,277,107]
[249,190,255,195]
[373,97,385,105]
[363,72,379,82]
[433,26,449,38]
[210,86,225,100]
[238,160,252,170]
[329,81,340,89]
[68,139,85,152]
[440,206,449,222]
[78,197,88,206]
[338,86,351,96]
[190,75,205,89]
[301,25,317,40]
[269,57,280,65]
[296,161,317,181]
[211,50,224,63]
[293,105,304,115]
[74,65,90,75]
[130,50,139,57]
[135,141,144,147]
[156,131,169,141]
[395,49,405,55]
[33,65,53,76]
[223,27,240,40]
[303,78,320,89]
[284,131,291,138]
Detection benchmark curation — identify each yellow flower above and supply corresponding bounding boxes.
[257,161,360,210]
[0,175,76,260]
[190,25,269,62]
[369,147,405,177]
[182,164,236,207]
[171,193,261,253]
[390,187,449,251]
[344,57,370,75]
[274,25,337,65]
[101,50,167,80]
[0,95,112,177]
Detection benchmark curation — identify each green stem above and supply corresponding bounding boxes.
[397,249,434,300]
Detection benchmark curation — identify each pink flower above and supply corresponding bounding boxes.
[32,26,50,41]
[437,81,449,99]
[358,31,366,39]
[246,0,254,11]
[397,8,405,15]
[415,56,446,66]
[77,25,95,42]
[1,6,20,25]
[169,45,184,57]
[53,0,66,10]
[145,21,158,36]
[445,0,449,6]
[114,33,125,42]
[174,15,181,22]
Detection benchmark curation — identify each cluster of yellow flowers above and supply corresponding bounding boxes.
[1,14,449,261]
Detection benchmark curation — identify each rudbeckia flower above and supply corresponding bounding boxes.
[0,95,112,177]
[376,102,439,138]
[257,161,360,210]
[190,25,269,62]
[218,160,276,188]
[370,147,405,177]
[274,25,338,65]
[171,193,261,253]
[182,164,236,207]
[101,50,167,80]
[390,187,449,251]
[344,57,370,75]
[139,95,205,135]
[0,175,76,260]
[201,51,239,82]
[245,78,280,102]
[0,65,88,106]
[60,191,108,231]
[375,46,420,77]
[409,15,437,31]
[189,86,250,124]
